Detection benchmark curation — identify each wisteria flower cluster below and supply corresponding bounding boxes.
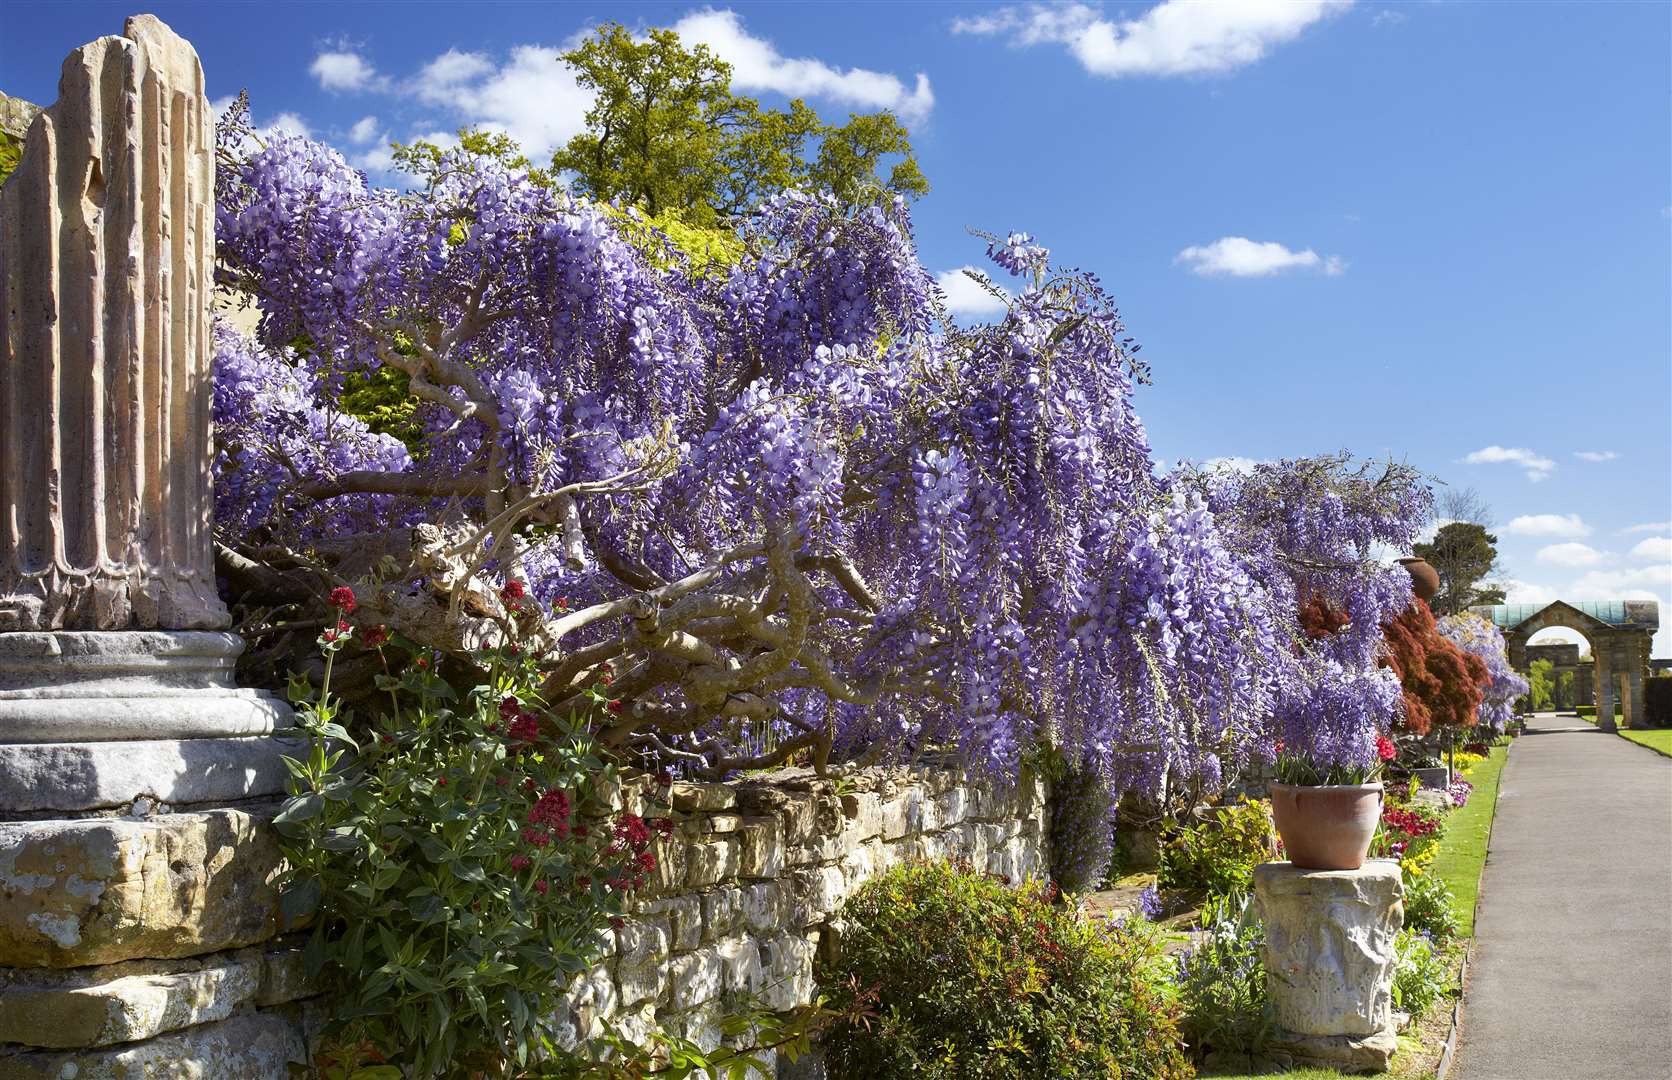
[209,110,1431,800]
[1437,612,1529,734]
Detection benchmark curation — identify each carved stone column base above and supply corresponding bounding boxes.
[1254,860,1403,1074]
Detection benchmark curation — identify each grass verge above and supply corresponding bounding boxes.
[1427,743,1509,939]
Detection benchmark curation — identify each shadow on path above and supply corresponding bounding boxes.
[1455,714,1672,1080]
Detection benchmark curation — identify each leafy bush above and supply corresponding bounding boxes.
[818,860,1193,1080]
[1175,893,1270,1060]
[1391,928,1451,1019]
[1401,872,1461,943]
[1647,676,1672,726]
[1158,799,1274,899]
[277,597,668,1078]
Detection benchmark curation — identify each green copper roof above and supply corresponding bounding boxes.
[1472,600,1654,629]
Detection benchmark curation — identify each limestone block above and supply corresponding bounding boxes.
[565,965,619,1041]
[0,734,302,813]
[671,782,736,813]
[716,934,764,994]
[701,886,744,943]
[738,882,788,936]
[649,835,688,894]
[701,813,742,834]
[636,895,701,953]
[935,786,969,827]
[616,918,668,1006]
[839,791,884,841]
[0,810,291,967]
[1254,861,1402,1043]
[877,790,913,841]
[685,835,740,889]
[737,816,783,879]
[757,933,816,1012]
[0,951,261,1048]
[669,947,724,1010]
[2,1011,306,1079]
[657,1001,725,1052]
[1266,1029,1400,1073]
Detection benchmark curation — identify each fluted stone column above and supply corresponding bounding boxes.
[1254,861,1403,1072]
[1594,643,1617,733]
[0,15,290,812]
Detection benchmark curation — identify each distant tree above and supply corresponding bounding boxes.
[551,23,927,226]
[1435,486,1495,528]
[1415,521,1503,615]
[1526,658,1555,711]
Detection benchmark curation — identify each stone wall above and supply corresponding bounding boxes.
[0,766,1047,1076]
[560,764,1049,1073]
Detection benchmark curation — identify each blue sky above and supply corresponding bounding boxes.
[5,1,1669,653]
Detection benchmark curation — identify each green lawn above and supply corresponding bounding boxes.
[1427,743,1510,938]
[1576,714,1672,759]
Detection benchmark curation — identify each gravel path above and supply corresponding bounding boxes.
[1455,714,1672,1080]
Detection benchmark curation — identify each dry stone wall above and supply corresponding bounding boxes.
[560,763,1050,1067]
[0,766,1047,1076]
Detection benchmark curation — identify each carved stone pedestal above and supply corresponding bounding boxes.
[1253,860,1404,1073]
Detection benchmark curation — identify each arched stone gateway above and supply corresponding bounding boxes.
[1469,601,1659,731]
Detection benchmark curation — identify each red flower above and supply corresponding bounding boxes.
[1273,740,1285,755]
[330,586,357,613]
[521,827,552,848]
[528,789,572,827]
[608,916,625,930]
[605,698,623,714]
[361,624,389,648]
[634,851,658,874]
[654,770,673,788]
[1376,735,1397,762]
[651,817,675,837]
[613,813,652,851]
[535,879,549,895]
[500,579,527,601]
[510,854,531,871]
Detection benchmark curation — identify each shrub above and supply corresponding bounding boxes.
[1402,872,1461,943]
[276,606,666,1077]
[1175,893,1270,1060]
[1391,928,1451,1019]
[1158,799,1274,899]
[818,860,1193,1080]
[1646,676,1672,726]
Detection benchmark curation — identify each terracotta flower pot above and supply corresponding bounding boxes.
[1398,557,1440,602]
[1269,782,1384,870]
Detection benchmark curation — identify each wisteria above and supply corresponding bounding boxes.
[1438,613,1529,734]
[209,110,1431,793]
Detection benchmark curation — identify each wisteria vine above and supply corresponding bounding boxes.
[209,111,1431,799]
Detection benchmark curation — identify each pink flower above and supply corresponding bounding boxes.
[1376,735,1397,762]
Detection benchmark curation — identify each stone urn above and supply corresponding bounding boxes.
[1397,557,1440,602]
[1270,783,1384,870]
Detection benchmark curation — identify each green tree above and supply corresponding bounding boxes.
[1526,658,1555,711]
[552,23,927,225]
[1415,521,1503,615]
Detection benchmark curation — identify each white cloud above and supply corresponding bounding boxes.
[1460,445,1555,482]
[1623,520,1672,535]
[1201,455,1260,474]
[1175,236,1343,277]
[675,9,934,125]
[311,50,385,92]
[267,112,312,138]
[1370,9,1407,27]
[1629,537,1672,563]
[952,0,1349,79]
[1536,542,1612,569]
[348,116,381,144]
[1569,566,1671,594]
[411,44,593,159]
[1504,513,1591,539]
[1573,449,1618,462]
[1502,577,1560,607]
[936,267,1010,317]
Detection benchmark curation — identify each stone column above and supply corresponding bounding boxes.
[0,19,309,1078]
[1254,861,1403,1072]
[1594,644,1617,733]
[0,14,291,813]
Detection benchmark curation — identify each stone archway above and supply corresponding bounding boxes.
[1469,601,1659,731]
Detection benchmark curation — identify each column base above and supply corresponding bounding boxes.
[0,631,292,743]
[1269,1027,1399,1072]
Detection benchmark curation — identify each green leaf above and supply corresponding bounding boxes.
[318,828,362,852]
[274,792,324,827]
